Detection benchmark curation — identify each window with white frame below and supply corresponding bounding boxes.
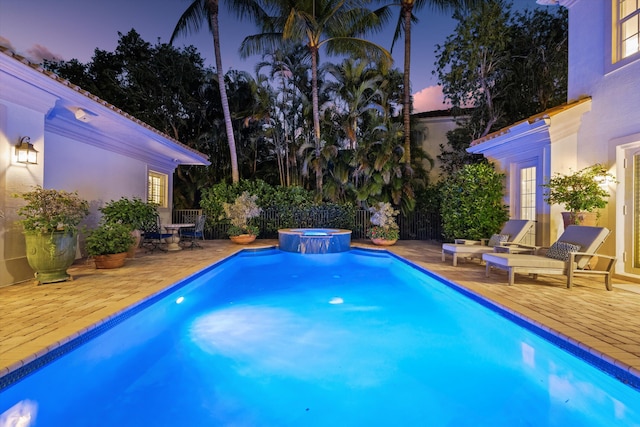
[519,166,537,246]
[148,170,168,208]
[616,0,640,61]
[634,154,640,268]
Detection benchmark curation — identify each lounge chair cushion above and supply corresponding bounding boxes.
[442,243,495,255]
[442,219,534,266]
[546,241,581,261]
[484,253,569,269]
[556,226,609,269]
[487,234,509,247]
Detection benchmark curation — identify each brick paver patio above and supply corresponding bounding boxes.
[2,239,640,386]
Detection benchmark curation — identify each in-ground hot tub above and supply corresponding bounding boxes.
[278,228,352,254]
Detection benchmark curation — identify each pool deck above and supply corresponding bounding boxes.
[2,239,640,385]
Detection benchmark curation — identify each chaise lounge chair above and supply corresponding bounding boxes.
[441,219,534,266]
[482,225,615,290]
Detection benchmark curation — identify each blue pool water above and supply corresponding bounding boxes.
[1,248,639,426]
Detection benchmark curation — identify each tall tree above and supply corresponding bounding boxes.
[380,0,481,165]
[171,0,240,183]
[237,0,392,198]
[434,0,568,174]
[436,0,512,138]
[507,7,568,117]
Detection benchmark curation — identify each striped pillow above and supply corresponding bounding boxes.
[487,234,509,247]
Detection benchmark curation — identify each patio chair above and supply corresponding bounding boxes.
[441,219,534,266]
[180,214,206,249]
[141,214,172,252]
[482,225,615,290]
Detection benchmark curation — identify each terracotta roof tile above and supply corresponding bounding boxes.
[470,97,591,147]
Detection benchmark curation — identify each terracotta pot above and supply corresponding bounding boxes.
[94,252,128,269]
[371,238,398,246]
[562,212,598,227]
[127,229,142,258]
[230,234,257,244]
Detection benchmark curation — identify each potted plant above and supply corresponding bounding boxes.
[221,191,262,244]
[14,186,89,284]
[99,197,158,258]
[542,164,616,226]
[85,223,135,269]
[367,202,400,246]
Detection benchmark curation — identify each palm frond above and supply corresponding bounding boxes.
[170,0,209,44]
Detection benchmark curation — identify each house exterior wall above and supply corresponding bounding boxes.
[469,0,640,280]
[0,49,208,288]
[566,0,640,278]
[412,111,459,183]
[467,101,590,247]
[1,95,51,286]
[43,131,159,225]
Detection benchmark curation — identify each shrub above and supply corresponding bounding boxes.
[14,186,89,234]
[440,162,509,241]
[85,223,135,256]
[99,197,157,231]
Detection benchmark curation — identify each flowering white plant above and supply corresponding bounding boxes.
[222,191,262,236]
[367,202,399,240]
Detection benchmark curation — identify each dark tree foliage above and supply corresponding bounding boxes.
[506,7,568,119]
[43,58,95,92]
[42,29,425,213]
[42,29,252,208]
[434,0,568,175]
[437,126,485,177]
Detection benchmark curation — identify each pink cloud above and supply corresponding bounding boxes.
[26,44,64,63]
[0,37,63,64]
[0,36,15,51]
[412,85,452,113]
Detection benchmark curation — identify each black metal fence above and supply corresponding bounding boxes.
[173,208,443,241]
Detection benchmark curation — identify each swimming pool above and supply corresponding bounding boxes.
[1,248,639,426]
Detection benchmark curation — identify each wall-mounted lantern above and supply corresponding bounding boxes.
[15,136,38,164]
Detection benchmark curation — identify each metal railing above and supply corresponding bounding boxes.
[173,208,443,241]
[172,209,202,224]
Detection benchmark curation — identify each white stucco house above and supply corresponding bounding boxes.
[0,47,210,287]
[412,109,460,183]
[468,0,640,281]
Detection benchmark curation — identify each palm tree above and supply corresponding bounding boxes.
[323,58,385,150]
[170,0,240,183]
[238,0,392,197]
[380,0,481,165]
[256,45,312,186]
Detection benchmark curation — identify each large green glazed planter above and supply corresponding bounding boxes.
[24,230,78,284]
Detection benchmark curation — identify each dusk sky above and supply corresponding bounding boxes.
[0,0,546,113]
